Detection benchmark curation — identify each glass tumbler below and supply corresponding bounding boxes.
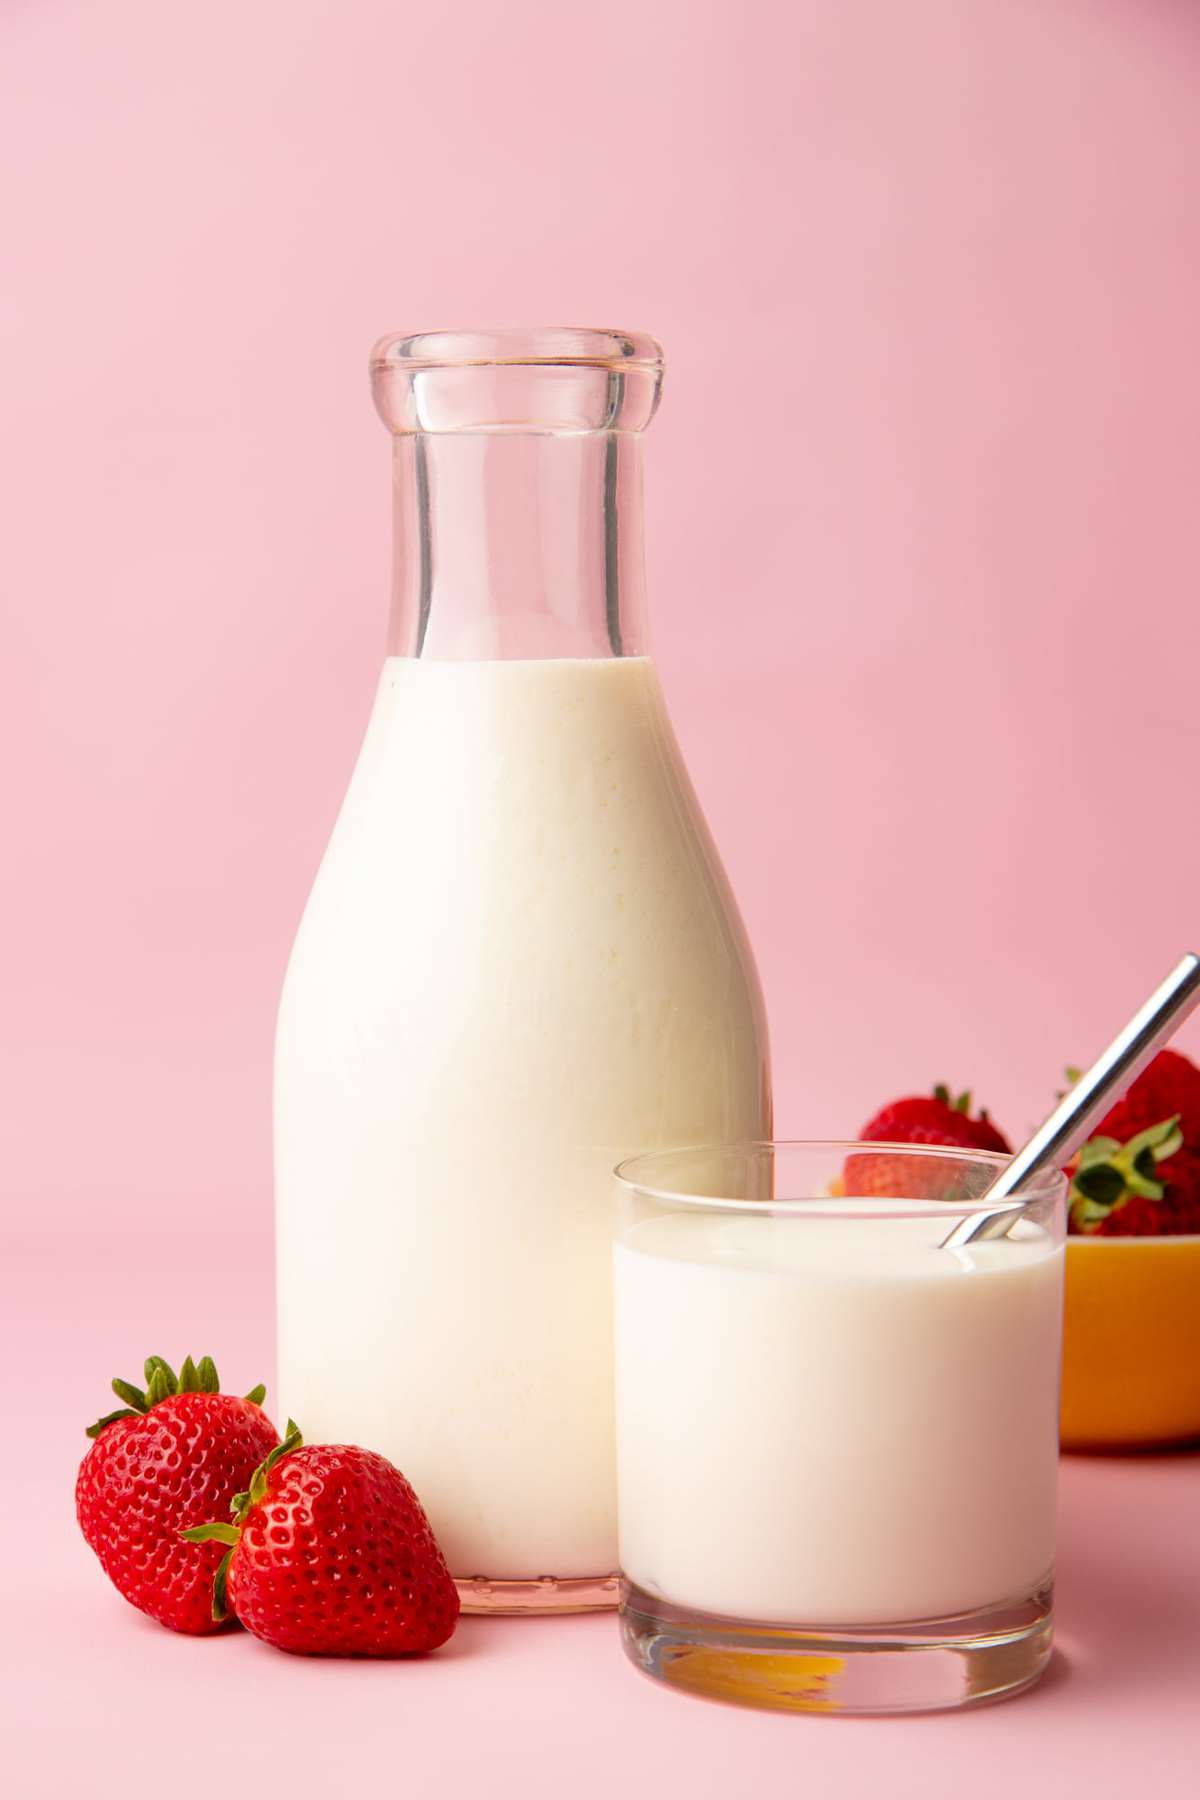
[613,1142,1066,1714]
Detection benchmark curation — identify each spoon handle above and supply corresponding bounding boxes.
[942,952,1200,1248]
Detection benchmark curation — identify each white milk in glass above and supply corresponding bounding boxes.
[614,1210,1063,1624]
[276,655,769,1579]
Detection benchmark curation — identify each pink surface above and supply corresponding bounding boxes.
[3,0,1199,1791]
[7,1232,1200,1797]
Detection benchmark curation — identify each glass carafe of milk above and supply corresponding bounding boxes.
[275,328,771,1612]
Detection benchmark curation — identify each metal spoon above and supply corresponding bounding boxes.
[941,952,1200,1248]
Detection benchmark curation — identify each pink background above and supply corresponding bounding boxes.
[2,1,1197,1793]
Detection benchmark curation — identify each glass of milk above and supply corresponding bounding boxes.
[613,1141,1067,1713]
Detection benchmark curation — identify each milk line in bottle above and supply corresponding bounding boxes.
[274,330,771,1609]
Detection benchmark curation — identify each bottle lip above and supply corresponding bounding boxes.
[370,326,663,374]
[371,327,664,435]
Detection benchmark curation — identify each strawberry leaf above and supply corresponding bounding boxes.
[1077,1136,1121,1167]
[1073,1163,1126,1208]
[196,1356,220,1394]
[1126,1115,1183,1167]
[145,1365,174,1406]
[212,1548,235,1624]
[243,1423,303,1515]
[111,1378,148,1413]
[180,1522,241,1546]
[143,1356,177,1392]
[86,1407,136,1439]
[177,1355,201,1393]
[244,1383,267,1407]
[1069,1115,1183,1230]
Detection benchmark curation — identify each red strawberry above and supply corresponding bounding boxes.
[1065,1049,1200,1236]
[76,1355,278,1635]
[1089,1163,1200,1236]
[1088,1048,1200,1149]
[847,1085,1011,1198]
[182,1427,459,1656]
[859,1086,1011,1154]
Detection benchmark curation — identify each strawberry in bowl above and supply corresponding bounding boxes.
[1060,1048,1200,1448]
[1065,1048,1200,1237]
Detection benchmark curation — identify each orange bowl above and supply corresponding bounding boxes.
[1060,1235,1200,1449]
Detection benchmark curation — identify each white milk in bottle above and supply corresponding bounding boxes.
[274,331,771,1606]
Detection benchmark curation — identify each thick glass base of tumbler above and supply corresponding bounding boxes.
[456,1572,620,1614]
[619,1578,1053,1714]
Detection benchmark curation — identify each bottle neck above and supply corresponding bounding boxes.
[387,430,648,661]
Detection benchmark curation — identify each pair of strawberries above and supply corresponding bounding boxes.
[857,1048,1200,1235]
[76,1355,459,1653]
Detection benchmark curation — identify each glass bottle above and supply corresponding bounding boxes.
[274,329,771,1612]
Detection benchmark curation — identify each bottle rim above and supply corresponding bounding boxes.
[370,326,663,374]
[371,328,664,435]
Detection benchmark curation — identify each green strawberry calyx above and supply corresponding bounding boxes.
[933,1084,973,1113]
[1069,1115,1183,1233]
[932,1083,1000,1127]
[85,1354,268,1438]
[180,1421,303,1622]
